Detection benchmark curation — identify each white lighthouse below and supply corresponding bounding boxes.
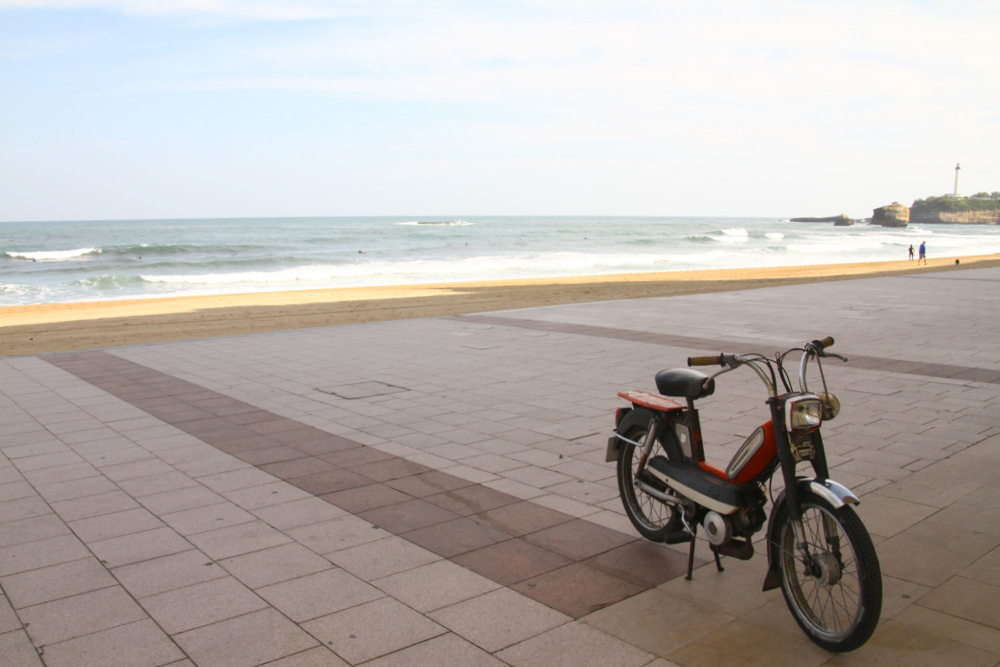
[954,163,961,196]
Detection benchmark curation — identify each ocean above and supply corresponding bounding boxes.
[2,216,999,306]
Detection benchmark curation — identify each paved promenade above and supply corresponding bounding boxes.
[2,267,998,666]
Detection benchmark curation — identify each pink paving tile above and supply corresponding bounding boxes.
[259,456,337,480]
[511,561,644,618]
[475,500,575,537]
[320,483,411,513]
[359,498,461,534]
[452,538,573,586]
[237,445,311,466]
[423,484,520,516]
[402,516,513,558]
[384,470,472,498]
[289,468,371,495]
[585,539,696,587]
[320,447,394,467]
[523,518,636,560]
[353,458,432,482]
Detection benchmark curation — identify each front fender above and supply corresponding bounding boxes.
[761,477,860,591]
[804,478,860,509]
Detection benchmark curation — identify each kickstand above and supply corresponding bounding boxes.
[685,525,698,581]
[712,547,725,573]
[685,527,726,581]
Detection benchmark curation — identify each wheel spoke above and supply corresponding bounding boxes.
[777,499,879,649]
[616,414,683,541]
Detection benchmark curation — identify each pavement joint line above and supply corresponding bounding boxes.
[455,314,1000,384]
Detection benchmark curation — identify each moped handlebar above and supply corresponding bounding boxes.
[810,336,835,354]
[688,355,724,367]
[689,337,835,367]
[688,336,843,396]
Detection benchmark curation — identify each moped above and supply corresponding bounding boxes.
[607,336,881,651]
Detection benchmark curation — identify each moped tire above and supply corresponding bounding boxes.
[615,408,684,541]
[773,492,882,652]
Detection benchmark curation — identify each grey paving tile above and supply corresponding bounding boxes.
[0,628,44,666]
[0,513,71,547]
[137,485,226,515]
[326,535,440,581]
[0,496,53,524]
[141,576,268,634]
[1,558,117,609]
[361,632,505,667]
[496,621,654,667]
[218,543,332,589]
[159,502,256,536]
[175,608,319,667]
[0,534,91,577]
[257,568,384,623]
[302,597,445,664]
[38,619,184,667]
[68,507,165,542]
[285,515,389,555]
[186,520,291,560]
[428,588,570,653]
[112,549,227,599]
[32,475,119,503]
[89,527,194,569]
[249,496,347,530]
[0,590,19,634]
[18,586,147,647]
[262,646,349,666]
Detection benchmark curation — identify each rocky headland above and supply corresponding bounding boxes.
[872,202,910,227]
[797,193,998,228]
[909,196,999,224]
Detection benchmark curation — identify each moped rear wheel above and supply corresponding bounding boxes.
[615,408,684,541]
[774,493,882,652]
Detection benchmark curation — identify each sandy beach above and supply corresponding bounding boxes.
[3,254,998,357]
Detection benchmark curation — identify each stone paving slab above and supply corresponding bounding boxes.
[1,267,998,665]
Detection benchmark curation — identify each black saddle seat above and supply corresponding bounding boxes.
[655,368,715,400]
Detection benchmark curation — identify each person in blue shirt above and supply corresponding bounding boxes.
[918,241,927,265]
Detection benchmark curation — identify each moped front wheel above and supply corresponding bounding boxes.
[774,493,882,652]
[615,408,684,541]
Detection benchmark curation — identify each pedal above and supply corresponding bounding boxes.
[662,527,693,545]
[713,539,754,561]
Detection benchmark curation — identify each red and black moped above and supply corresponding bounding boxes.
[607,336,881,651]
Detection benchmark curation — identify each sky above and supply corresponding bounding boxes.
[1,1,998,221]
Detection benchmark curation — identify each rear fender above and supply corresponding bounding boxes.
[606,406,683,463]
[605,406,633,462]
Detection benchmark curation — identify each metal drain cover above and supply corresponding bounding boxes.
[318,381,409,399]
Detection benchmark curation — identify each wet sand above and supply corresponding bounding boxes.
[3,254,998,356]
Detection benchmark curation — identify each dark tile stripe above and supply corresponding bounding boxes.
[456,314,1000,384]
[44,350,695,618]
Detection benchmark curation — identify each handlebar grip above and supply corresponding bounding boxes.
[688,354,724,367]
[819,336,834,348]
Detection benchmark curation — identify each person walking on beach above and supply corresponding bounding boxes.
[918,241,927,265]
[908,245,914,261]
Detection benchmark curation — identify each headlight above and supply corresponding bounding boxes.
[818,392,841,420]
[786,395,823,431]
